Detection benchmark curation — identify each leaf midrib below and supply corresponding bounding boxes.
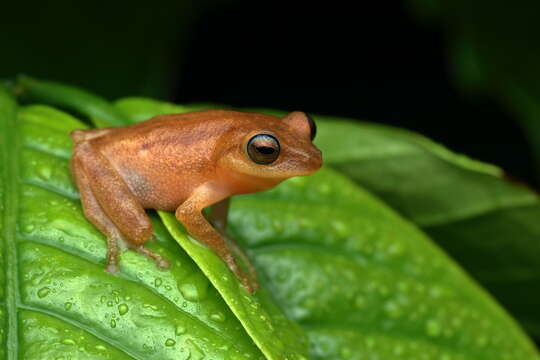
[2,90,20,360]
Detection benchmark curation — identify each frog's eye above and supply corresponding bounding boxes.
[247,134,280,165]
[306,113,317,140]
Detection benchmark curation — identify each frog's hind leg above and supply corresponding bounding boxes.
[71,149,125,273]
[71,142,170,271]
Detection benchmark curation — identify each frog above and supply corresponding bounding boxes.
[70,109,322,293]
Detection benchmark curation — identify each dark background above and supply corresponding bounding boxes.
[1,0,536,187]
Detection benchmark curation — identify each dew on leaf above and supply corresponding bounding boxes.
[165,338,176,347]
[178,275,209,301]
[118,303,129,315]
[37,165,52,180]
[175,324,186,335]
[210,312,226,322]
[61,338,76,345]
[37,287,50,298]
[426,319,442,337]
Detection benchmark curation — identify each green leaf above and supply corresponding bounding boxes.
[314,116,540,340]
[112,96,540,340]
[16,75,127,127]
[0,92,267,359]
[14,80,540,357]
[159,213,309,360]
[11,78,310,359]
[113,96,539,358]
[229,167,540,359]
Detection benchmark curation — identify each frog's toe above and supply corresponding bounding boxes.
[133,244,170,270]
[105,262,120,274]
[156,257,170,270]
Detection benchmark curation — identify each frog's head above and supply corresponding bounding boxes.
[217,111,323,192]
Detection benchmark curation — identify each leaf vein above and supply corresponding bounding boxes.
[18,303,139,360]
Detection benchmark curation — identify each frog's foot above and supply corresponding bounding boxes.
[223,253,259,294]
[133,244,170,270]
[105,235,122,274]
[225,237,259,292]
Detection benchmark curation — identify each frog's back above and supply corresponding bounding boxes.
[91,110,277,149]
[78,110,281,210]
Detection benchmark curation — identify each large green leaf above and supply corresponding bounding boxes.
[112,96,540,340]
[315,116,540,340]
[342,2,540,339]
[13,78,540,358]
[0,90,278,359]
[159,213,308,360]
[113,96,540,359]
[229,167,539,359]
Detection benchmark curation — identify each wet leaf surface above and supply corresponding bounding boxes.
[0,91,267,359]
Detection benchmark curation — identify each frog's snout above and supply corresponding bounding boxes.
[296,145,323,176]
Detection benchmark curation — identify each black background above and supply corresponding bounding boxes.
[177,1,536,187]
[1,0,536,187]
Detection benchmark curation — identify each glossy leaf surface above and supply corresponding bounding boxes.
[0,91,267,359]
[114,96,540,359]
[312,88,540,341]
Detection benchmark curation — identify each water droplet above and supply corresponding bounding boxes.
[62,338,76,345]
[142,303,159,311]
[118,304,129,315]
[175,325,186,335]
[95,345,106,351]
[37,287,50,298]
[37,165,52,180]
[110,319,117,328]
[332,220,348,237]
[340,347,352,359]
[210,312,226,322]
[107,301,113,307]
[384,301,403,318]
[155,278,163,288]
[100,296,107,304]
[426,319,441,337]
[64,302,73,311]
[178,274,209,302]
[354,295,366,309]
[476,336,488,347]
[393,345,404,355]
[23,224,35,233]
[165,338,176,347]
[387,243,404,257]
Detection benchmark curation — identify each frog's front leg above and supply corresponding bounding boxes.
[71,142,169,271]
[176,184,258,293]
[211,198,259,292]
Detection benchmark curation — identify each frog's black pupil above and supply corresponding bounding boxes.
[257,146,275,154]
[247,134,280,165]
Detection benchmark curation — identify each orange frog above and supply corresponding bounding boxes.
[70,110,322,293]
